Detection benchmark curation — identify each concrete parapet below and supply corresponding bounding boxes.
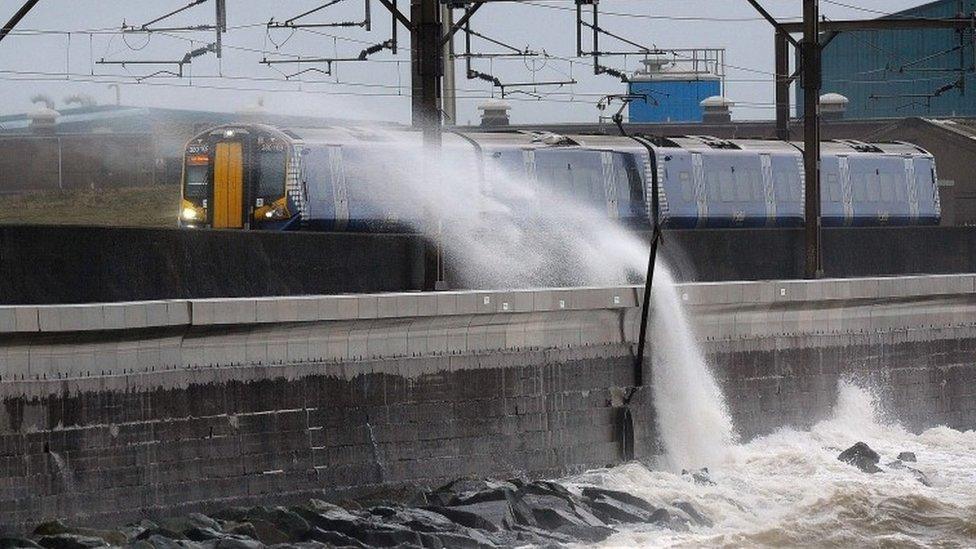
[0,274,972,389]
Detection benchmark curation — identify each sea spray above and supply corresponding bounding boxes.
[649,264,737,471]
[564,380,976,548]
[366,131,738,470]
[369,129,650,288]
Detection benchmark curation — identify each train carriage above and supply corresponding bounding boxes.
[180,124,940,231]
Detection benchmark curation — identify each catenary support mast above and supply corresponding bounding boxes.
[802,0,822,279]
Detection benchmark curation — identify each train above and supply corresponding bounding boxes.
[179,124,941,231]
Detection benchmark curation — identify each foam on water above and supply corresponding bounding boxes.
[562,381,976,548]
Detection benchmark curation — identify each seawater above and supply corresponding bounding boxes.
[563,382,976,547]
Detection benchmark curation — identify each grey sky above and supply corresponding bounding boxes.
[0,1,926,124]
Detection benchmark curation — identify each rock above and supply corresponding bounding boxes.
[232,520,288,546]
[838,442,882,473]
[294,503,424,547]
[223,523,258,541]
[0,538,41,548]
[120,521,159,543]
[210,508,250,524]
[425,503,507,532]
[672,501,713,528]
[681,468,715,486]
[898,451,917,462]
[304,528,368,548]
[244,507,309,542]
[134,535,201,549]
[267,508,310,539]
[890,463,932,486]
[518,491,604,531]
[201,538,264,549]
[159,514,223,536]
[647,509,689,532]
[511,524,577,544]
[30,522,125,546]
[580,487,656,514]
[422,531,495,549]
[183,528,225,543]
[370,506,457,533]
[32,522,70,538]
[134,526,184,542]
[35,535,107,549]
[425,479,520,507]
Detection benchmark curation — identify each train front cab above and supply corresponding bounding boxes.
[181,125,298,230]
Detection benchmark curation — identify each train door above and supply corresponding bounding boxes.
[213,141,244,228]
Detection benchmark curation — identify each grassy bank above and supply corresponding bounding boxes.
[0,185,181,228]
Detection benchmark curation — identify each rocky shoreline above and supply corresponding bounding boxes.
[1,476,711,548]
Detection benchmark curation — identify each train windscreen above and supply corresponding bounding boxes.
[184,152,209,199]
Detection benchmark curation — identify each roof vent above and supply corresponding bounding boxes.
[700,95,733,124]
[820,93,849,120]
[478,100,511,127]
[28,103,59,134]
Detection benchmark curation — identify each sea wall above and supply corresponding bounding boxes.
[6,224,976,304]
[1,275,975,531]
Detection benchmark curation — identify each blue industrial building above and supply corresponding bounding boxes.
[805,0,976,119]
[628,51,724,123]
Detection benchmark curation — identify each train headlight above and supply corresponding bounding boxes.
[182,207,199,221]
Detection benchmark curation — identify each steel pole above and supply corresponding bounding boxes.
[440,4,456,125]
[411,0,442,147]
[802,0,823,279]
[411,0,444,290]
[775,31,791,140]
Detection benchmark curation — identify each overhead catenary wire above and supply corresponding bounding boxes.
[3,1,967,115]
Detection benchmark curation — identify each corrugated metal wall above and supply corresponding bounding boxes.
[803,0,976,119]
[628,80,721,122]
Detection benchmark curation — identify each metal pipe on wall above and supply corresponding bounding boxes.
[802,0,823,279]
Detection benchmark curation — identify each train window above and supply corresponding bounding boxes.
[733,170,750,201]
[867,174,881,202]
[719,171,735,202]
[827,174,840,202]
[185,164,208,199]
[852,172,866,201]
[625,165,644,204]
[574,167,603,204]
[895,177,907,201]
[257,152,287,197]
[679,171,693,201]
[774,172,788,201]
[705,171,720,202]
[880,173,896,203]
